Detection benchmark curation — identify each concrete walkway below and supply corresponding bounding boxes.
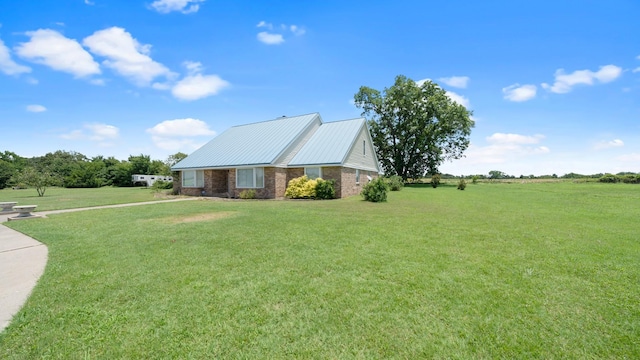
[0,197,197,332]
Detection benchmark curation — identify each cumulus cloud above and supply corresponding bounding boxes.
[257,32,284,45]
[26,104,46,112]
[541,65,622,94]
[172,74,229,100]
[594,139,624,150]
[150,0,204,14]
[15,29,100,78]
[458,133,549,165]
[83,27,174,86]
[147,118,215,150]
[438,76,469,88]
[445,91,470,108]
[256,21,304,45]
[170,61,229,101]
[0,38,31,75]
[502,83,537,102]
[60,123,119,146]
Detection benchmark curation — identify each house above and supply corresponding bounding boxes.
[170,113,381,199]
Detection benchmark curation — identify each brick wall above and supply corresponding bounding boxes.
[340,168,378,198]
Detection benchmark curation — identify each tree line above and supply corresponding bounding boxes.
[0,150,187,190]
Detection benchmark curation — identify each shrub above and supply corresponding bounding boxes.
[151,180,173,190]
[457,178,467,190]
[315,178,336,199]
[599,174,620,183]
[471,175,479,184]
[385,175,404,191]
[361,177,389,202]
[621,175,640,184]
[239,189,256,199]
[431,174,441,188]
[285,176,317,199]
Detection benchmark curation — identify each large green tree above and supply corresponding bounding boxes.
[354,75,474,180]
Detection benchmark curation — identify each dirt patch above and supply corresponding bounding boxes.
[167,211,238,224]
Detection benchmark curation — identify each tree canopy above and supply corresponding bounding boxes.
[354,75,474,180]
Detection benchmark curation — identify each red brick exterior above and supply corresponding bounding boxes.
[174,166,379,199]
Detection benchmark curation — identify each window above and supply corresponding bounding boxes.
[304,167,322,180]
[236,167,264,188]
[356,169,360,184]
[182,170,204,187]
[363,140,366,156]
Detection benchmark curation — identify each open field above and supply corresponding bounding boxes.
[1,182,639,358]
[0,186,164,211]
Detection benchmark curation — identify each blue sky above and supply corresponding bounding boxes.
[1,0,639,176]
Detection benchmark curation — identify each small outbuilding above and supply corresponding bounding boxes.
[171,113,381,199]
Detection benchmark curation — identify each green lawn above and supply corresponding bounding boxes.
[1,183,638,358]
[0,186,164,211]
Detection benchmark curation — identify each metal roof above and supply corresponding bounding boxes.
[288,118,365,166]
[172,113,320,170]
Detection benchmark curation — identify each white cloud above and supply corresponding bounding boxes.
[85,123,119,141]
[445,90,470,108]
[257,21,273,30]
[290,25,306,36]
[453,133,549,167]
[147,118,215,151]
[171,74,229,100]
[415,78,431,87]
[60,123,119,146]
[257,32,284,45]
[183,60,203,74]
[541,65,622,94]
[617,153,640,162]
[0,38,31,75]
[487,133,544,145]
[633,67,640,73]
[83,27,174,86]
[26,104,46,112]
[150,0,204,14]
[502,83,537,102]
[147,118,215,137]
[256,21,304,44]
[594,139,624,150]
[15,29,100,78]
[438,76,469,88]
[84,0,95,5]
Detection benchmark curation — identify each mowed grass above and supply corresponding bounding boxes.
[0,186,162,211]
[1,183,639,358]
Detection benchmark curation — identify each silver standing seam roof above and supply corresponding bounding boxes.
[172,113,320,170]
[288,118,365,166]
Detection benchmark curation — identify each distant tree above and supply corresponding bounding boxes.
[0,160,15,189]
[166,152,188,168]
[488,170,507,180]
[12,167,54,196]
[150,159,169,176]
[111,162,134,187]
[129,154,152,175]
[354,75,474,180]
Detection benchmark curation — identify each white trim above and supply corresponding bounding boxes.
[356,169,360,184]
[236,167,265,188]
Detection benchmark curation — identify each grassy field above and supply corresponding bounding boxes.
[0,186,164,211]
[1,182,638,358]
